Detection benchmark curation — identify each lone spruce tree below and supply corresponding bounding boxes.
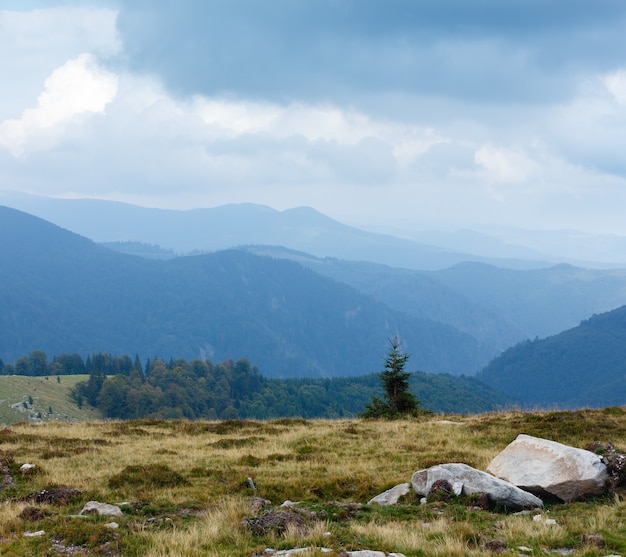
[361,336,421,419]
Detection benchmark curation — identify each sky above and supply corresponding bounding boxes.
[2,1,626,234]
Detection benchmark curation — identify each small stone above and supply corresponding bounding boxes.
[24,530,45,537]
[544,518,557,525]
[79,501,123,518]
[368,483,411,505]
[105,522,119,529]
[582,533,604,547]
[483,538,506,553]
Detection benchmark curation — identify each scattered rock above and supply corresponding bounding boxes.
[105,522,119,529]
[19,506,50,521]
[1,462,15,492]
[487,434,609,502]
[258,550,404,557]
[533,514,558,525]
[585,442,626,489]
[581,533,604,547]
[26,487,82,505]
[249,496,272,514]
[429,479,453,495]
[242,509,317,536]
[368,482,411,505]
[482,538,507,553]
[411,463,543,511]
[79,501,123,518]
[23,530,46,537]
[346,549,388,557]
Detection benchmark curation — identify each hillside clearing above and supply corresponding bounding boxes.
[0,375,101,425]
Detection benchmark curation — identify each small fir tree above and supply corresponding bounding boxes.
[361,336,421,419]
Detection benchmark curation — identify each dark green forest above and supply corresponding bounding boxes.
[0,206,490,377]
[1,350,512,418]
[478,305,626,408]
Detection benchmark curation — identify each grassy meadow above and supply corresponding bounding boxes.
[0,375,102,425]
[1,409,626,556]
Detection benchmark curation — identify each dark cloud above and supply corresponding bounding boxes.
[116,0,626,106]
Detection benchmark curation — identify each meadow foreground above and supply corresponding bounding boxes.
[2,409,626,556]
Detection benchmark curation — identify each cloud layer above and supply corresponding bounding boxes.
[2,2,626,234]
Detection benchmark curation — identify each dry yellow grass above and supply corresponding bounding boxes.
[1,409,626,556]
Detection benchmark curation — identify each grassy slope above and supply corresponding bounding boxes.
[0,375,101,425]
[1,409,626,556]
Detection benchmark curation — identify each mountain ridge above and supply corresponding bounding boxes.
[0,205,489,376]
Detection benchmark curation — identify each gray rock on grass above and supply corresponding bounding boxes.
[487,434,609,502]
[368,483,411,505]
[79,501,123,518]
[411,463,543,511]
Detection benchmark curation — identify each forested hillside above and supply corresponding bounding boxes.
[0,206,489,377]
[478,305,626,408]
[246,246,626,355]
[0,351,512,419]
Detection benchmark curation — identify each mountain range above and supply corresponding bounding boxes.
[4,200,626,408]
[0,206,488,377]
[0,192,564,270]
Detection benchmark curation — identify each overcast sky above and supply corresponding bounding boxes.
[2,1,626,234]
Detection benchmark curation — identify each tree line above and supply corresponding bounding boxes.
[1,349,511,417]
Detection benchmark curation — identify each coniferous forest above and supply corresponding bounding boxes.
[0,350,511,418]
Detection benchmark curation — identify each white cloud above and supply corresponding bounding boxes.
[474,145,537,185]
[0,7,120,119]
[0,53,118,157]
[604,69,626,105]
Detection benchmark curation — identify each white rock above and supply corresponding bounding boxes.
[79,501,123,518]
[20,463,36,472]
[347,551,387,557]
[24,530,45,537]
[368,483,411,505]
[105,522,119,529]
[411,463,543,511]
[487,434,609,502]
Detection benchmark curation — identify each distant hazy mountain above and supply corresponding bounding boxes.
[0,206,490,377]
[0,193,551,271]
[477,305,626,408]
[244,246,626,356]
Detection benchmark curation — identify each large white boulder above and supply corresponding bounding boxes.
[487,434,609,502]
[411,463,543,511]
